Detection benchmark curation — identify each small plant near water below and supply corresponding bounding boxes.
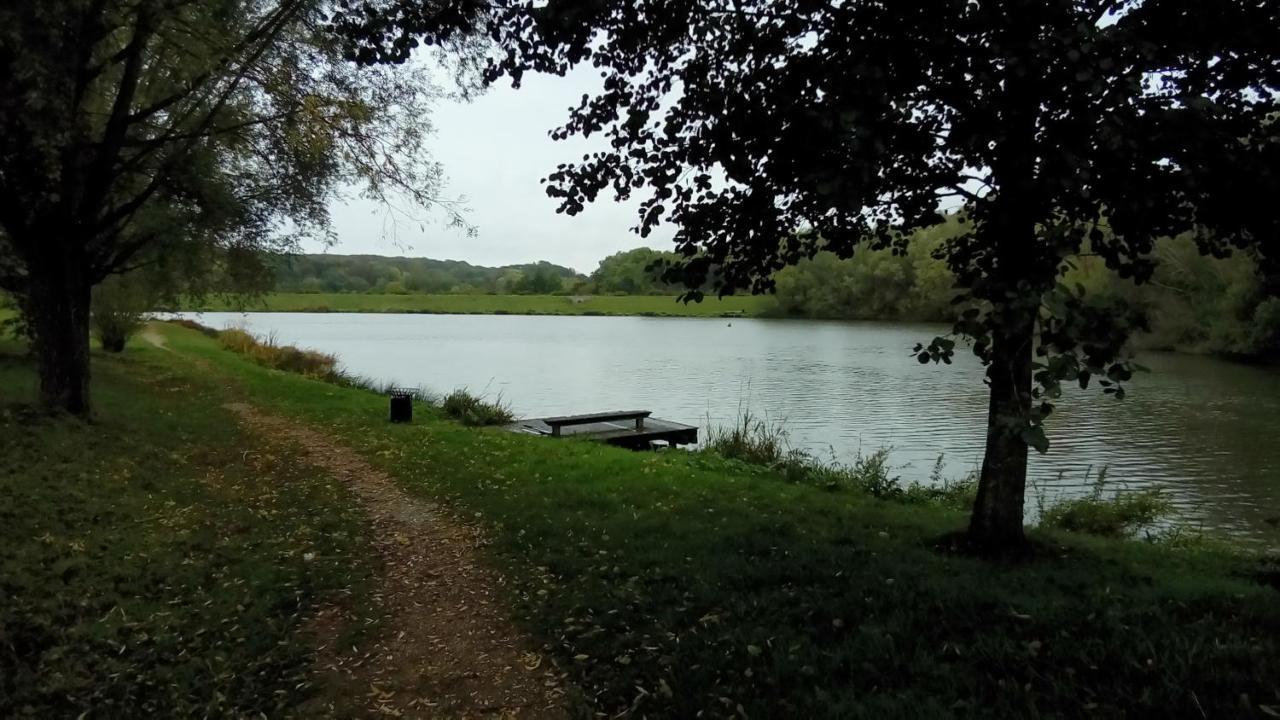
[440,389,514,426]
[705,410,978,506]
[704,409,789,466]
[1037,466,1173,538]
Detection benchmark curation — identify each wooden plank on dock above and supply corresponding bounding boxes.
[506,411,697,449]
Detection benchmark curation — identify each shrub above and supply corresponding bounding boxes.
[704,411,980,506]
[91,278,147,352]
[217,328,341,380]
[440,389,514,426]
[1038,467,1173,538]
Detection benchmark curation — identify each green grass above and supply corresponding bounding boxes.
[163,323,1280,718]
[183,292,773,317]
[5,324,1280,718]
[0,339,375,716]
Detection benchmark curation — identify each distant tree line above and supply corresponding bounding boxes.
[767,219,1280,362]
[269,248,691,296]
[269,255,583,295]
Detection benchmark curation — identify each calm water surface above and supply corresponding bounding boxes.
[184,312,1280,541]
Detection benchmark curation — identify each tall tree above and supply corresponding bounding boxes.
[0,0,475,413]
[340,0,1280,548]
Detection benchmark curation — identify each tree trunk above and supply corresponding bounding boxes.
[968,309,1036,549]
[28,256,93,415]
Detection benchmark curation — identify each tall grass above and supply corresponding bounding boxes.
[1037,466,1173,538]
[218,328,343,381]
[704,409,790,466]
[704,409,977,508]
[440,389,514,426]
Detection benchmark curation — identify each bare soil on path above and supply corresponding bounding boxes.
[223,402,569,719]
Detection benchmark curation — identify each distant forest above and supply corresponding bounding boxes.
[268,226,1280,361]
[268,247,686,296]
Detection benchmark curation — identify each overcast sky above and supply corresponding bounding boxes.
[312,66,673,275]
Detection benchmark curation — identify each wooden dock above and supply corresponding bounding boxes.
[506,410,698,450]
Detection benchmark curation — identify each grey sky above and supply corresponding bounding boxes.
[312,66,673,275]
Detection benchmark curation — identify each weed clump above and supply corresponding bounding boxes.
[440,389,514,426]
[705,411,977,508]
[218,328,342,381]
[1038,468,1172,538]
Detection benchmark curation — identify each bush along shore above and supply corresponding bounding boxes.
[1,320,1277,717]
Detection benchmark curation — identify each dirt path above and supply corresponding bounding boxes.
[140,324,169,350]
[223,402,569,718]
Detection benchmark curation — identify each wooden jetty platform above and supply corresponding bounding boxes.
[506,410,698,450]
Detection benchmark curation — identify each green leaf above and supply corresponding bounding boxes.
[1020,425,1050,454]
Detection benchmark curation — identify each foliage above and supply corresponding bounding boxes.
[1038,468,1174,538]
[0,0,479,413]
[91,277,148,353]
[182,291,771,316]
[590,247,683,295]
[219,328,344,381]
[269,254,583,295]
[0,294,23,340]
[440,389,515,426]
[149,321,1280,718]
[0,338,374,715]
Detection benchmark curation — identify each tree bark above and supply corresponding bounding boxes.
[968,308,1036,549]
[28,253,93,415]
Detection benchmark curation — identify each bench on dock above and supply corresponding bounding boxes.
[506,409,697,450]
[543,410,651,436]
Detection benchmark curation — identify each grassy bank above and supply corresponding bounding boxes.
[183,291,773,317]
[4,324,1279,717]
[0,337,376,715]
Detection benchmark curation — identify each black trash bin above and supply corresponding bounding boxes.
[389,388,414,423]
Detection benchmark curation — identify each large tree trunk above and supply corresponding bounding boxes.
[28,253,93,415]
[968,309,1036,549]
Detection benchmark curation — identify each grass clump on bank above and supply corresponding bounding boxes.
[706,412,1187,538]
[0,338,374,716]
[705,410,978,508]
[219,327,343,380]
[1037,468,1174,538]
[440,389,515,426]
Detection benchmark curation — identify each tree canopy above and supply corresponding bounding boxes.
[339,0,1280,547]
[0,0,477,412]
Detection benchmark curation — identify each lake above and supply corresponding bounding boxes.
[181,312,1280,541]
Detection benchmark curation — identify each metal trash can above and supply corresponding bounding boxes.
[389,388,414,423]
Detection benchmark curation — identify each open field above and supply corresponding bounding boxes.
[182,292,774,317]
[2,324,1278,717]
